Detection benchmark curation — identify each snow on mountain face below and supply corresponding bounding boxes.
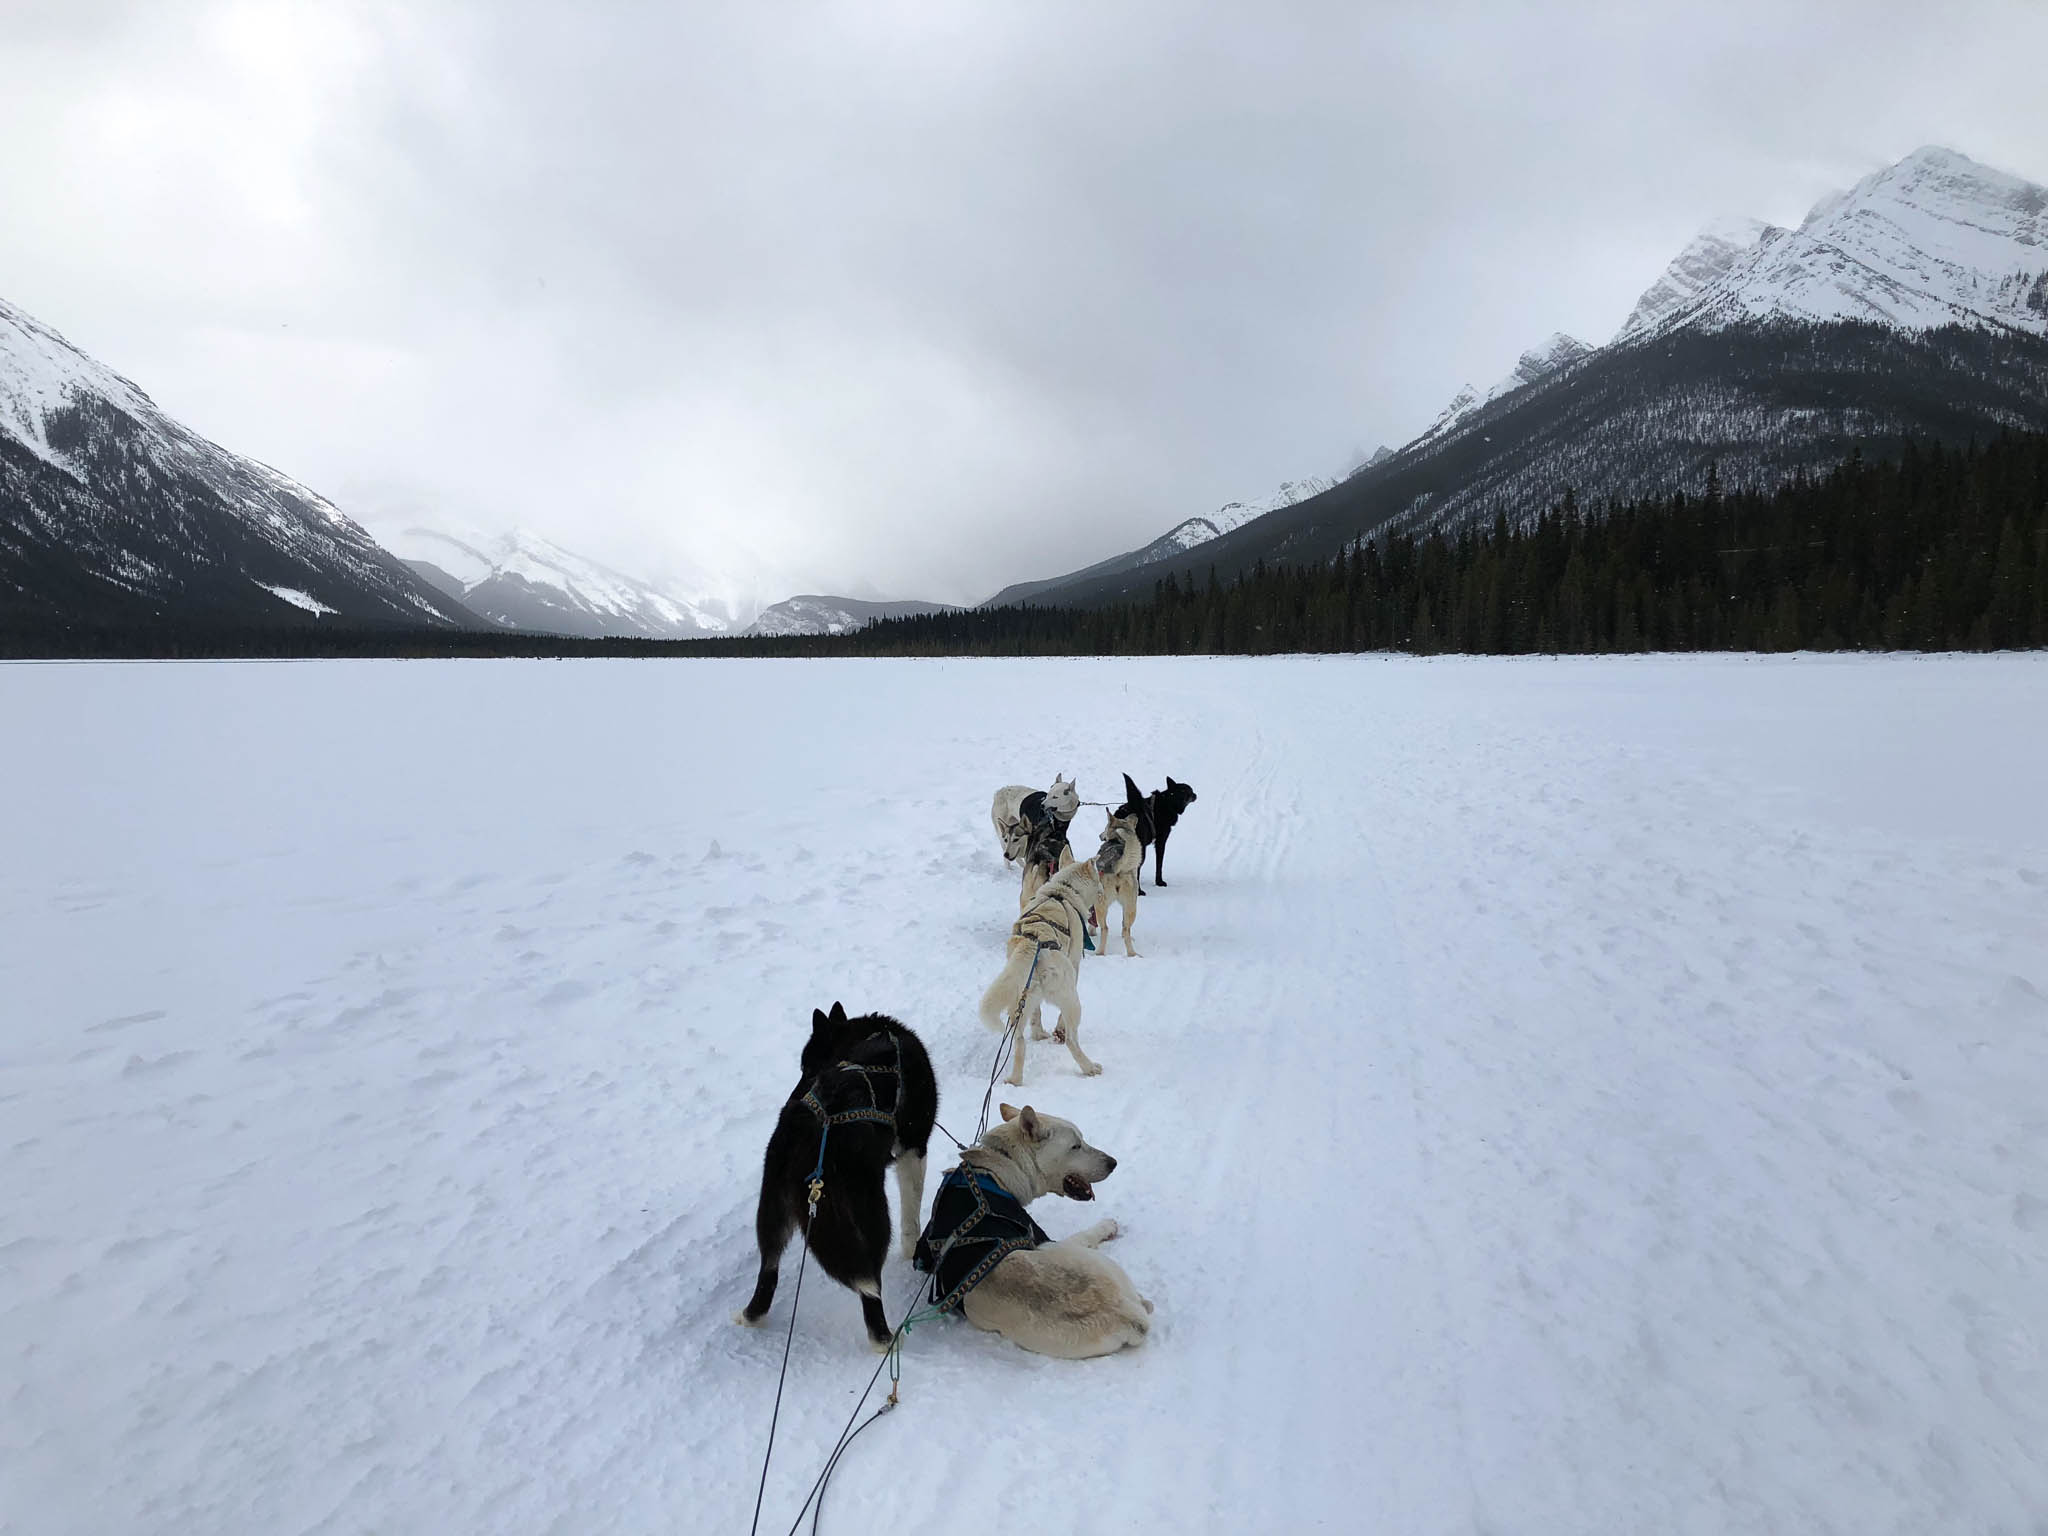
[745,594,957,637]
[1650,147,2048,339]
[1416,332,1593,446]
[0,298,160,471]
[1616,217,1781,341]
[380,526,732,639]
[1146,478,1337,562]
[0,294,473,627]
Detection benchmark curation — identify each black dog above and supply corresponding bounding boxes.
[1118,773,1199,889]
[738,1003,937,1350]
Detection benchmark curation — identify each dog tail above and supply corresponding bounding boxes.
[979,952,1032,1034]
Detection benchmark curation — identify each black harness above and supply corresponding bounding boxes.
[797,1034,903,1190]
[912,1164,1050,1312]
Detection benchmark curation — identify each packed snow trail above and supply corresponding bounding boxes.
[2,656,2045,1533]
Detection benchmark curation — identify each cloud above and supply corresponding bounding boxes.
[5,0,2048,609]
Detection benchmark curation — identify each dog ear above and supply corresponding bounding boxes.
[1018,1105,1042,1140]
[811,1008,830,1034]
[829,1001,848,1025]
[1166,777,1180,791]
[998,1102,1019,1123]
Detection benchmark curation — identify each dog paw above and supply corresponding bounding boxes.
[1141,1298,1155,1314]
[1098,1218,1121,1242]
[1080,1062,1103,1076]
[869,1335,895,1356]
[1052,1025,1065,1043]
[733,1310,761,1328]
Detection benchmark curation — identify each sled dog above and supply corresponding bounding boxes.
[1018,806,1075,911]
[991,775,1079,865]
[736,1004,937,1351]
[1092,809,1143,956]
[1118,773,1198,888]
[978,840,1113,1084]
[924,1104,1152,1359]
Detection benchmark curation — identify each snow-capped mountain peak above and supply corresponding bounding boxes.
[1642,146,2048,340]
[0,296,159,472]
[1616,217,1782,341]
[1417,332,1593,445]
[384,525,732,638]
[1145,478,1338,562]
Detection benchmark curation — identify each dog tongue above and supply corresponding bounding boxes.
[1062,1173,1095,1201]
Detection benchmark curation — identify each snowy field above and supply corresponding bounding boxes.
[4,654,2047,1534]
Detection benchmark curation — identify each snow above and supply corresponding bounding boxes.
[1650,146,2048,338]
[1412,334,1594,451]
[3,654,2046,1533]
[376,525,734,637]
[0,297,161,474]
[1616,218,1780,341]
[1152,479,1340,560]
[1,293,467,626]
[255,583,338,616]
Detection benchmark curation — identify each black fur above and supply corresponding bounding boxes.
[1118,773,1198,888]
[1016,789,1075,877]
[740,1003,937,1348]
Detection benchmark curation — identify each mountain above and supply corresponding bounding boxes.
[1415,333,1593,446]
[980,478,1333,607]
[997,146,2048,611]
[1642,147,2048,337]
[378,526,731,638]
[0,295,476,628]
[746,594,958,636]
[1616,217,1780,339]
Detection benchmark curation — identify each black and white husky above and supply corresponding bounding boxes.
[735,1004,937,1352]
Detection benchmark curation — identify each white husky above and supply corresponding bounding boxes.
[990,774,1080,864]
[979,841,1112,1085]
[955,1104,1153,1358]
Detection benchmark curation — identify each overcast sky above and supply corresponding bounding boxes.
[5,1,2047,610]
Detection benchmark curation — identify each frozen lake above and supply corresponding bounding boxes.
[3,654,2045,1533]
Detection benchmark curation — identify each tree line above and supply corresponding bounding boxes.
[5,430,2043,660]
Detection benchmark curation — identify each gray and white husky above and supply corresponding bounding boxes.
[978,835,1115,1085]
[1091,809,1144,957]
[956,1104,1153,1358]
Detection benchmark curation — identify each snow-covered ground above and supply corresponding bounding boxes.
[3,655,2045,1533]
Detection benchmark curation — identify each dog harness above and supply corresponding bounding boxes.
[799,1034,901,1128]
[912,1163,1050,1312]
[1013,886,1094,955]
[797,1033,904,1198]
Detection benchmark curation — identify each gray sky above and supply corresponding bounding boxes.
[5,1,2047,610]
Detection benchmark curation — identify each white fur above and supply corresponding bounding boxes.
[955,1106,1153,1359]
[894,1149,927,1260]
[979,859,1107,1084]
